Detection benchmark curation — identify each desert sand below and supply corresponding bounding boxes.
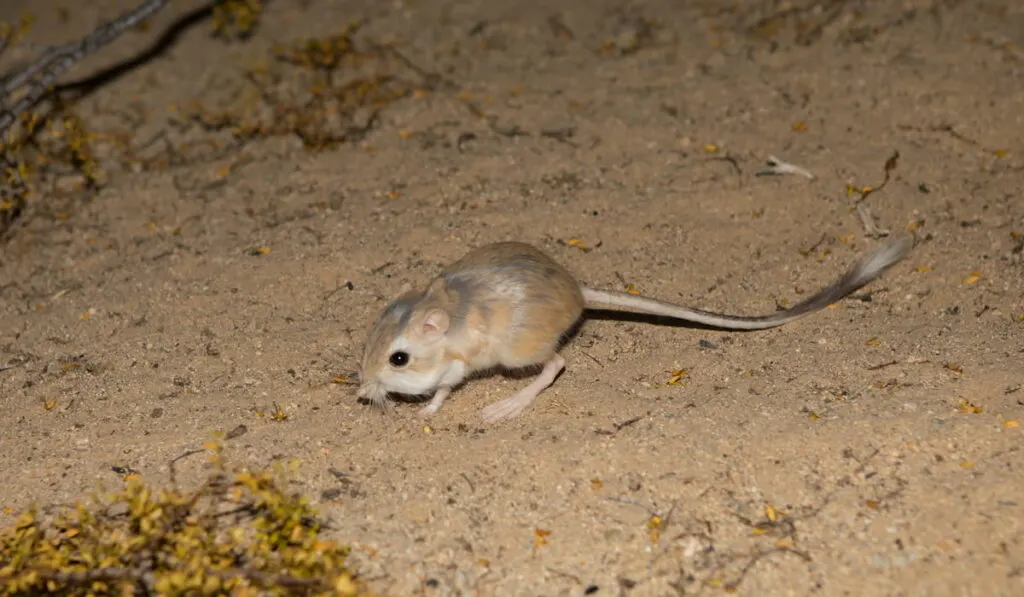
[1,0,1022,595]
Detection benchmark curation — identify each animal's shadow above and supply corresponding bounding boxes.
[583,308,773,331]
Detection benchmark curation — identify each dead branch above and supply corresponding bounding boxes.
[0,0,170,140]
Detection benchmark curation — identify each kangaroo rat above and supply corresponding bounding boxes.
[357,235,913,424]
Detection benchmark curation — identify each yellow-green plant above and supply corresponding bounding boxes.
[0,440,368,596]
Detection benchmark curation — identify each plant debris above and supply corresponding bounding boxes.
[756,155,816,180]
[0,440,369,596]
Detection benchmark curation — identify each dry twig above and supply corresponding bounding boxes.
[0,0,170,139]
[847,150,900,238]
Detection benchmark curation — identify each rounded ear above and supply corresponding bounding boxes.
[420,308,450,337]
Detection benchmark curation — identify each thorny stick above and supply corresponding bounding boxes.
[168,448,206,487]
[710,153,743,178]
[602,496,664,518]
[723,546,812,592]
[849,150,900,237]
[0,0,170,140]
[856,203,890,238]
[798,232,829,256]
[594,414,645,436]
[866,356,931,371]
[852,150,900,205]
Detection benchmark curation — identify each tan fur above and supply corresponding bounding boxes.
[356,236,912,422]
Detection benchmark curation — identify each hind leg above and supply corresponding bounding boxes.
[481,354,565,424]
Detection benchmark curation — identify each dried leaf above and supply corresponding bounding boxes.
[565,238,590,251]
[534,528,551,550]
[666,369,688,385]
[647,514,663,543]
[334,575,359,597]
[958,399,983,414]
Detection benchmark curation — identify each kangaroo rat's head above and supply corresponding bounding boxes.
[357,285,453,406]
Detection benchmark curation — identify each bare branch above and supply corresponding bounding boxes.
[0,0,169,140]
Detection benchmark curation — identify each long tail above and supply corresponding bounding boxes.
[581,234,913,331]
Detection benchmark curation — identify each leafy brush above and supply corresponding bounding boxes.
[0,440,372,596]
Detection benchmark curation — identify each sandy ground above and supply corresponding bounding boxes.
[2,0,1023,595]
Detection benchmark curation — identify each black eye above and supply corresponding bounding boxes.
[388,351,409,367]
